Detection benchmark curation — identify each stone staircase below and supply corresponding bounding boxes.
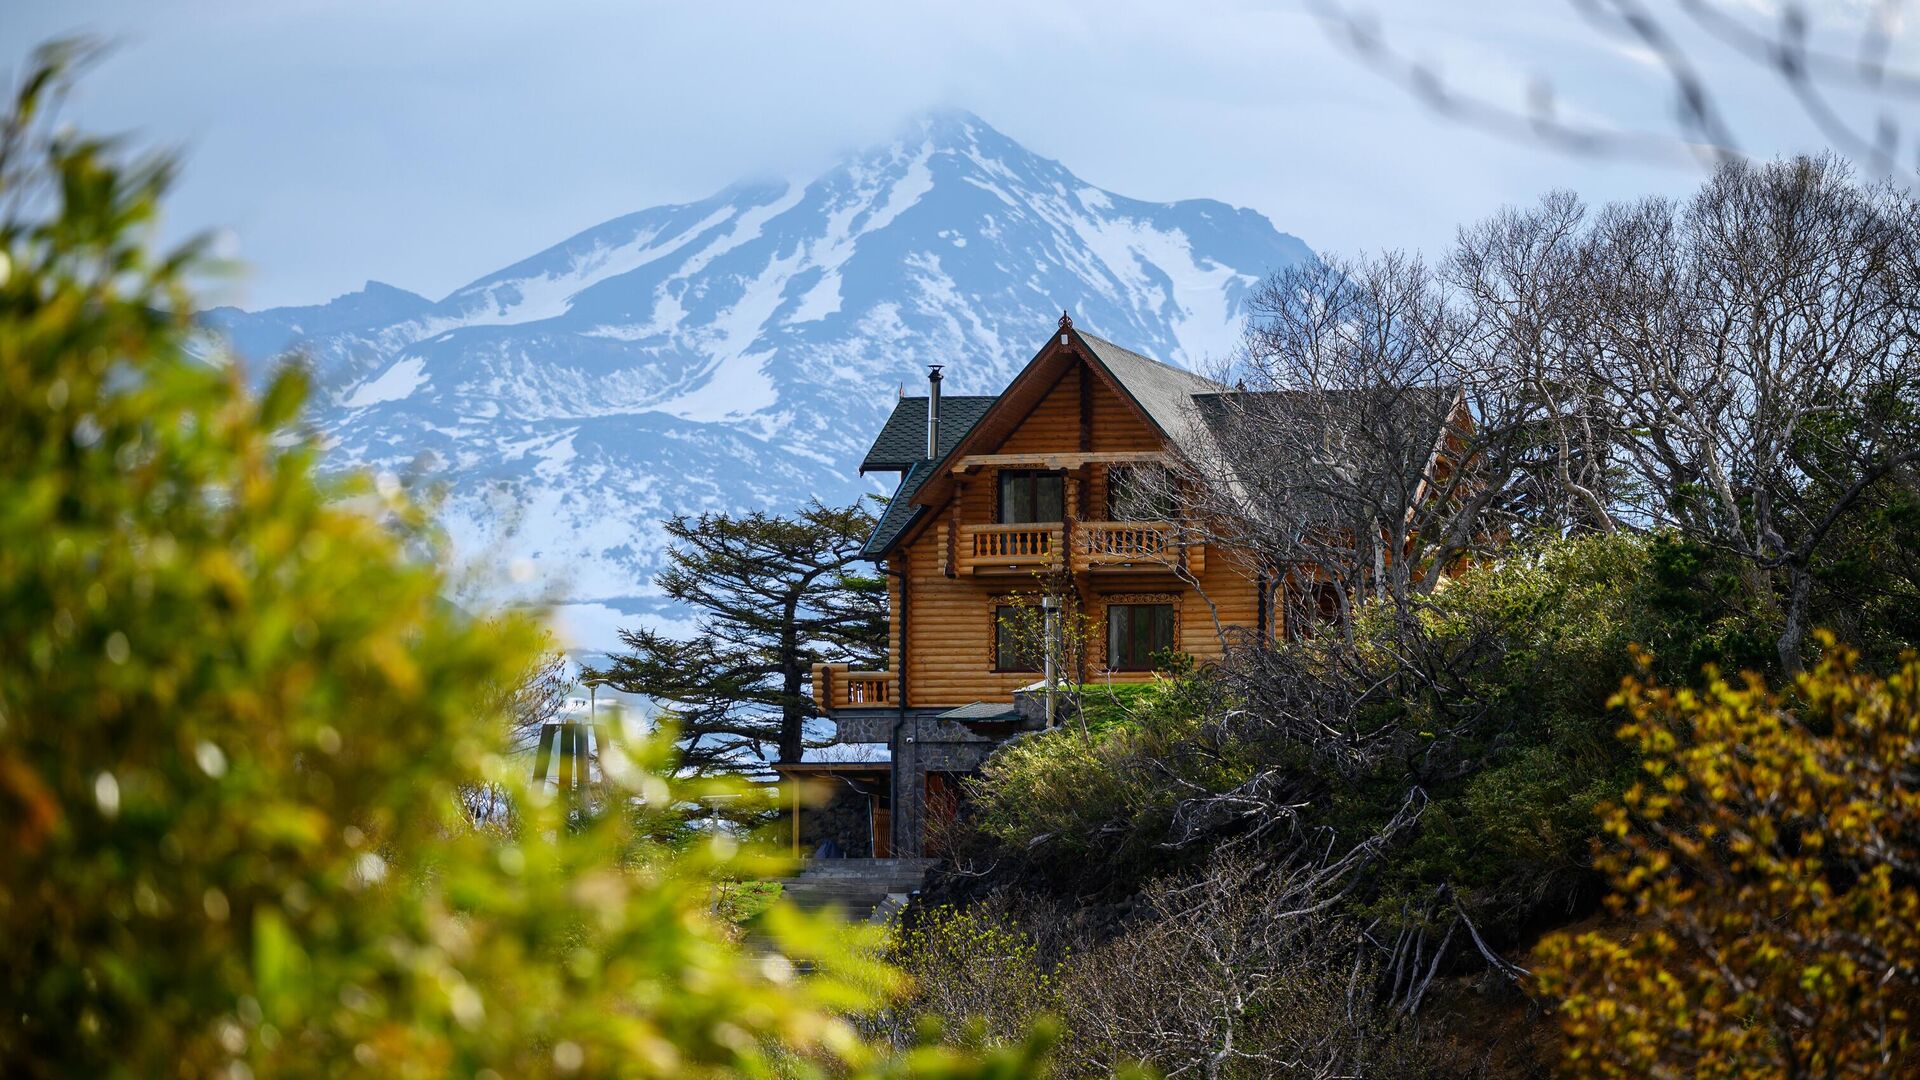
[777,858,938,923]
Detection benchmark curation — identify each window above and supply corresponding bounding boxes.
[1106,602,1175,671]
[1106,465,1179,522]
[997,469,1065,524]
[994,604,1048,672]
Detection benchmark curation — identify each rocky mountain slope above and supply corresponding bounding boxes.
[204,110,1315,646]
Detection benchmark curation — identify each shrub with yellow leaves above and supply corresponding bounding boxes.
[1534,634,1920,1078]
[0,40,1047,1080]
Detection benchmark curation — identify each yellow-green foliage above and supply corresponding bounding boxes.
[882,905,1062,1053]
[0,42,1046,1080]
[1534,636,1920,1077]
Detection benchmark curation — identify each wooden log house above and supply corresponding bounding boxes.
[786,313,1462,859]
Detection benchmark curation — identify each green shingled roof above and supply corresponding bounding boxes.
[859,395,999,473]
[858,396,997,558]
[860,460,935,559]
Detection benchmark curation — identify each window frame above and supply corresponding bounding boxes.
[996,469,1067,525]
[1105,464,1179,522]
[992,603,1047,673]
[1105,600,1176,672]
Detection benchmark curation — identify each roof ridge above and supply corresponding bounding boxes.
[1075,330,1232,392]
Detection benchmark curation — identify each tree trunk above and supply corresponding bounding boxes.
[779,592,804,763]
[1776,565,1813,675]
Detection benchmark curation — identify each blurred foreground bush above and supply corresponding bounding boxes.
[1535,637,1920,1077]
[0,42,1046,1080]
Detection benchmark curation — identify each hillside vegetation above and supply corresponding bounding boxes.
[884,154,1920,1078]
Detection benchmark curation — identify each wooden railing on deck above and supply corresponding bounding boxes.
[958,523,1064,574]
[811,663,897,711]
[1072,521,1206,573]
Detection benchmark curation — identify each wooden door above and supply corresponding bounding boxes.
[870,798,891,859]
[924,771,960,856]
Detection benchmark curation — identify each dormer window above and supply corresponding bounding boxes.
[997,469,1065,524]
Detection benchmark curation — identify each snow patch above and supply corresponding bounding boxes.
[533,431,578,478]
[788,271,843,323]
[343,357,428,407]
[452,206,736,327]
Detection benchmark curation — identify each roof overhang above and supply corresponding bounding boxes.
[949,449,1170,474]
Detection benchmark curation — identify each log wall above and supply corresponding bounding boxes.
[891,355,1262,709]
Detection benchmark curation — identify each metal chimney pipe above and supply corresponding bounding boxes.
[926,364,944,460]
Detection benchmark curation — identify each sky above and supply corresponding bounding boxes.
[2,0,1909,312]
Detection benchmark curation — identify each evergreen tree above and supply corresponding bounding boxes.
[591,501,887,772]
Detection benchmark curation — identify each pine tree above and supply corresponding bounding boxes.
[591,501,886,772]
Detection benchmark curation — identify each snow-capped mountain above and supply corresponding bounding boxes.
[204,109,1315,647]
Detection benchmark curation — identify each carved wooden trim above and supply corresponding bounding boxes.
[1078,358,1093,453]
[945,500,959,578]
[1097,592,1182,671]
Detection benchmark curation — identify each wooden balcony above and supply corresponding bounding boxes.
[957,523,1064,575]
[812,663,897,711]
[1071,521,1205,574]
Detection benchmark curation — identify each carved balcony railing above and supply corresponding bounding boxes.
[958,523,1064,575]
[1072,521,1206,574]
[811,663,897,711]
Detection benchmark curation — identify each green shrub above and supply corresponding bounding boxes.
[970,666,1255,879]
[969,531,1769,930]
[1338,533,1699,920]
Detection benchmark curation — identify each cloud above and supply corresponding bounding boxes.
[0,0,1896,310]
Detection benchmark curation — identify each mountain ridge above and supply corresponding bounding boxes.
[204,109,1316,648]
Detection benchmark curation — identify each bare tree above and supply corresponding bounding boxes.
[506,645,574,751]
[1182,246,1602,647]
[461,639,573,827]
[1060,848,1424,1080]
[1578,156,1920,667]
[1199,155,1919,669]
[1308,0,1920,185]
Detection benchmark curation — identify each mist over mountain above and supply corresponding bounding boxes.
[205,109,1315,647]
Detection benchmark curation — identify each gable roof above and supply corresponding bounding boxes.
[859,395,998,474]
[1076,332,1229,454]
[854,317,1288,561]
